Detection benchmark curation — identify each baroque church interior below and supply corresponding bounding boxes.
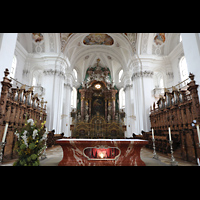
[0,33,200,166]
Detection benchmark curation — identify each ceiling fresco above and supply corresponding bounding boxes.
[83,33,114,46]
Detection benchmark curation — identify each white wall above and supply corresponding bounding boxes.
[182,33,200,100]
[0,33,18,87]
[14,41,28,83]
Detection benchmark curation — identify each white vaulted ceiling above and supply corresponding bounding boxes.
[61,33,137,83]
[62,33,136,71]
[16,33,182,85]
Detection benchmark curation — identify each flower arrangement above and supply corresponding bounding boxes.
[13,119,47,166]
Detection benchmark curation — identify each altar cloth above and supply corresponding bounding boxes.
[56,139,148,166]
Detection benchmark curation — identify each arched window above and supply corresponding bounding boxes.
[179,56,189,81]
[179,34,182,42]
[32,77,37,86]
[71,87,77,109]
[119,69,123,82]
[73,69,77,81]
[159,77,164,88]
[10,55,17,78]
[119,88,125,109]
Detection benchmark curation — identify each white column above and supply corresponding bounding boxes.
[132,76,145,134]
[41,68,65,134]
[41,71,55,131]
[123,73,133,138]
[181,33,200,100]
[131,70,154,133]
[0,33,18,92]
[62,82,72,137]
[142,72,155,132]
[124,84,133,138]
[51,72,65,134]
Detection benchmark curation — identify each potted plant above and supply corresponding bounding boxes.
[13,119,47,166]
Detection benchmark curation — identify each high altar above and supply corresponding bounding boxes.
[56,59,147,166]
[70,59,126,139]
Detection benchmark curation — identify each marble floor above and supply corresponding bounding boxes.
[140,147,197,166]
[1,145,198,166]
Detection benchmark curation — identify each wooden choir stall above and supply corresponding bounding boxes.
[0,69,47,161]
[143,73,200,164]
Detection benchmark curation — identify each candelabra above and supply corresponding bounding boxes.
[152,138,159,160]
[197,143,200,166]
[0,142,6,164]
[41,137,47,160]
[169,140,178,166]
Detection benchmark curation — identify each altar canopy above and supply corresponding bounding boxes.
[71,59,126,139]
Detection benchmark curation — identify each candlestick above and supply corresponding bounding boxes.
[152,138,159,160]
[2,123,8,143]
[0,142,6,164]
[152,128,154,140]
[41,128,47,160]
[169,140,178,166]
[151,128,159,160]
[196,124,200,144]
[168,127,172,141]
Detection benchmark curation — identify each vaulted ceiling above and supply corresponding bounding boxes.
[62,33,137,75]
[17,33,181,81]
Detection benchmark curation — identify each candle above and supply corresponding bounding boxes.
[152,128,154,140]
[2,123,8,143]
[168,127,172,141]
[196,124,200,144]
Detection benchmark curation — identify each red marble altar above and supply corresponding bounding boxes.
[56,139,148,166]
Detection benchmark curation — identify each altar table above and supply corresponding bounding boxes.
[56,139,148,166]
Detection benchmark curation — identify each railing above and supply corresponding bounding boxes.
[10,77,45,97]
[152,77,190,99]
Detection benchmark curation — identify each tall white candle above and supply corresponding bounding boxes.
[168,127,172,141]
[152,128,154,140]
[196,124,200,144]
[2,123,8,143]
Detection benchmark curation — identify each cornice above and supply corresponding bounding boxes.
[132,71,154,80]
[43,69,65,78]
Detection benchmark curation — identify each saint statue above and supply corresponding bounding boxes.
[85,114,89,123]
[107,114,111,123]
[78,112,81,121]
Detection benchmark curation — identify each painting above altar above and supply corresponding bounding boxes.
[92,97,104,116]
[83,34,114,46]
